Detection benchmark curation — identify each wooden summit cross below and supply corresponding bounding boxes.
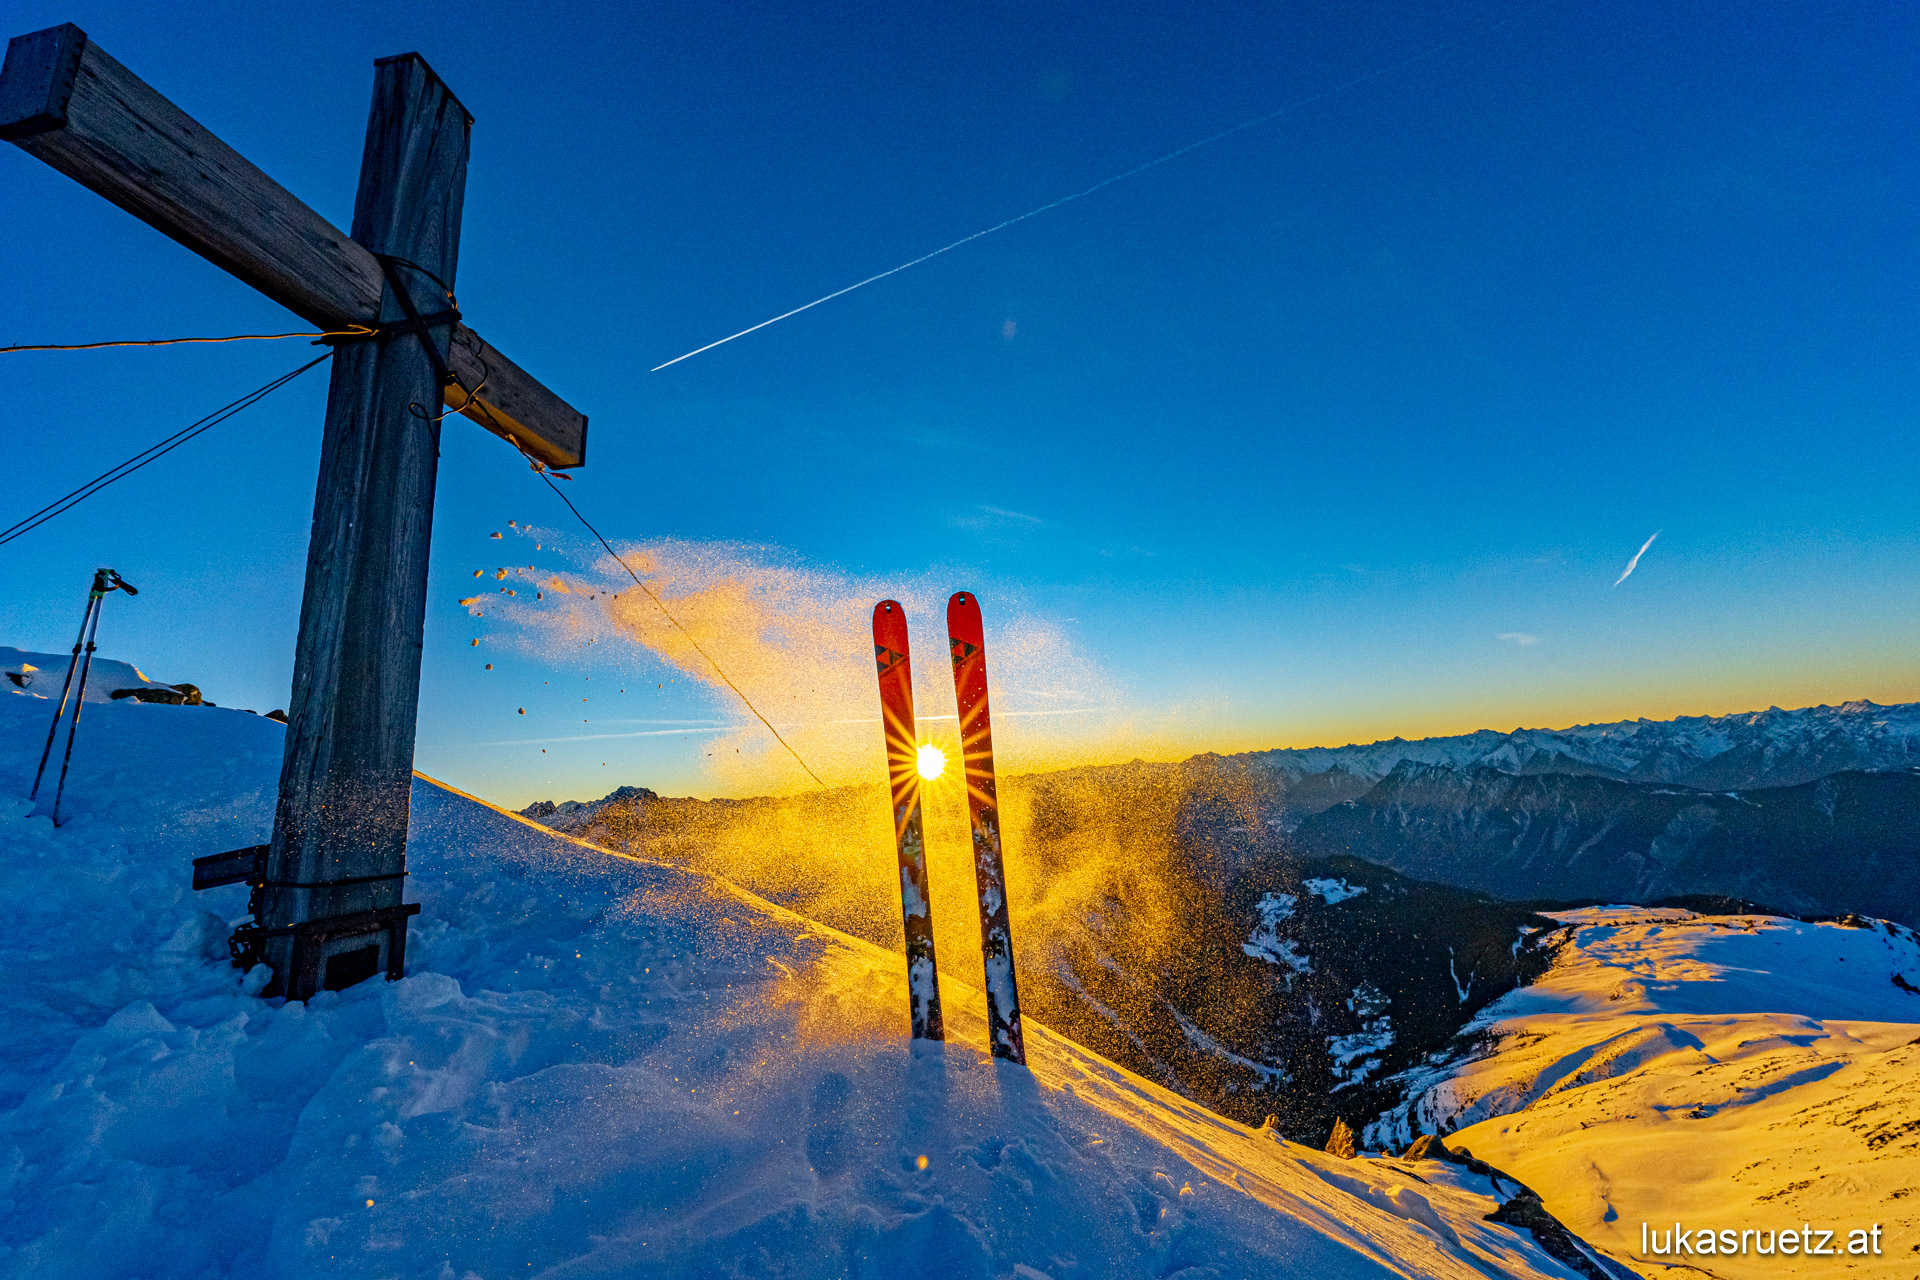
[1,25,587,998]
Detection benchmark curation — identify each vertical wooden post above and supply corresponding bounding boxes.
[251,55,471,999]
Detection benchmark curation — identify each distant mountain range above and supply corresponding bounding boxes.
[1231,699,1920,794]
[1056,699,1920,925]
[1288,763,1920,923]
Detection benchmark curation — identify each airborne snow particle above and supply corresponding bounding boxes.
[490,532,502,539]
[472,569,482,577]
[485,664,493,670]
[470,639,478,647]
[518,708,525,715]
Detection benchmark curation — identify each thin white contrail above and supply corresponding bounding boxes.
[486,726,736,746]
[1614,530,1661,586]
[649,34,1484,372]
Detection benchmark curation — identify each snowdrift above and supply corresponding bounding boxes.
[2,645,184,704]
[0,680,1611,1279]
[1372,906,1920,1275]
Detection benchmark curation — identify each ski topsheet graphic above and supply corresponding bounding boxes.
[947,591,1027,1063]
[872,600,944,1041]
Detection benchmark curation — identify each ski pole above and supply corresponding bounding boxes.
[29,588,101,800]
[39,569,138,826]
[48,585,107,827]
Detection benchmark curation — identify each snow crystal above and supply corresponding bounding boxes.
[1329,1019,1395,1091]
[1304,877,1367,904]
[1446,948,1473,1003]
[1243,932,1312,977]
[1255,890,1298,925]
[1242,892,1313,979]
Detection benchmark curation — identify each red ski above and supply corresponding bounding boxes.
[947,590,1026,1063]
[872,600,944,1042]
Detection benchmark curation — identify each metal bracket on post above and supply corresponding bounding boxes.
[230,903,421,997]
[373,253,459,389]
[192,843,267,889]
[194,845,416,998]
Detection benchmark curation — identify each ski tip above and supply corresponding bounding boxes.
[873,600,911,650]
[947,591,984,643]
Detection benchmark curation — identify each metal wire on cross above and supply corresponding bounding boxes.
[0,351,334,549]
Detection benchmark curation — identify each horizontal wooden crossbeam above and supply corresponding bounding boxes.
[0,23,586,468]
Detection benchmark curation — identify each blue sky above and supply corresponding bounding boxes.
[3,0,1917,802]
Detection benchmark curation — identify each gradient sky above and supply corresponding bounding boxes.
[3,0,1917,804]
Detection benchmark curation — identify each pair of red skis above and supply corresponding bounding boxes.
[872,591,1025,1064]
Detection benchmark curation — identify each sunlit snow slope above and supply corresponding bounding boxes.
[0,677,1605,1279]
[1372,907,1920,1276]
[3,644,181,703]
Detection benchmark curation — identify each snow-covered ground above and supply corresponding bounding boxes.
[3,645,181,704]
[0,673,1610,1278]
[1371,907,1920,1275]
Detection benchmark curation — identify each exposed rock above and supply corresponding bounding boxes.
[109,683,202,706]
[265,709,288,723]
[519,785,661,832]
[1402,1133,1450,1161]
[1324,1117,1357,1159]
[1485,1191,1622,1280]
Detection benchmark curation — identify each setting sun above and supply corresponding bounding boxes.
[915,743,946,781]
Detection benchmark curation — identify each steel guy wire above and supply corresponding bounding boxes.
[3,326,374,354]
[523,461,830,789]
[0,351,333,549]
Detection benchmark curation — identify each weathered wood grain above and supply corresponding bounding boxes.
[447,327,589,468]
[0,25,585,467]
[258,52,470,998]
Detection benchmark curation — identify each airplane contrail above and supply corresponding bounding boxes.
[1614,530,1661,586]
[646,16,1530,372]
